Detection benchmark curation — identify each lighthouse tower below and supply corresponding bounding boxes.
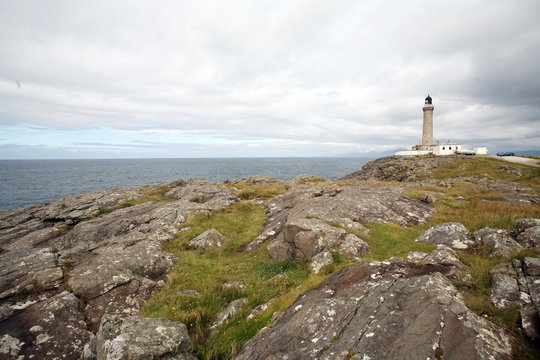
[421,95,434,149]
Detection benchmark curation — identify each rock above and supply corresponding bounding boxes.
[473,227,522,257]
[490,263,521,308]
[209,298,248,333]
[223,281,246,290]
[0,247,63,299]
[245,186,433,253]
[292,174,326,184]
[165,179,239,208]
[268,217,370,261]
[524,257,540,276]
[234,261,513,360]
[231,176,279,185]
[415,222,473,249]
[0,291,92,360]
[308,250,334,274]
[0,334,24,358]
[144,178,186,190]
[521,305,540,341]
[406,251,429,263]
[189,228,226,249]
[517,226,540,248]
[516,218,540,233]
[423,245,465,269]
[261,186,431,259]
[503,193,540,206]
[248,298,277,320]
[421,194,437,204]
[341,156,457,182]
[87,315,196,360]
[499,165,522,176]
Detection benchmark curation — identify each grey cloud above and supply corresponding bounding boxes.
[0,0,539,157]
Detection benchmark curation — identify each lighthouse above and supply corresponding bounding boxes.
[421,95,434,149]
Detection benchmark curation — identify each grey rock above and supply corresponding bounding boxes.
[269,217,370,262]
[165,179,239,208]
[189,228,226,249]
[308,250,334,274]
[291,174,326,184]
[209,298,248,333]
[517,226,540,248]
[341,156,457,182]
[88,315,196,360]
[503,193,540,206]
[248,298,277,320]
[499,165,522,176]
[516,218,540,233]
[245,186,433,253]
[223,281,246,290]
[473,227,522,257]
[490,263,521,308]
[415,222,473,249]
[234,261,513,360]
[524,257,540,276]
[424,245,465,269]
[231,176,279,185]
[406,251,429,263]
[0,247,63,299]
[421,194,437,204]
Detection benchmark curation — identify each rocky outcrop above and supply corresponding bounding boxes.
[165,179,239,209]
[209,298,248,334]
[0,178,237,359]
[489,258,540,342]
[406,245,465,271]
[415,222,473,249]
[83,315,196,360]
[256,187,433,264]
[473,227,522,257]
[341,156,457,182]
[189,228,226,249]
[234,261,513,360]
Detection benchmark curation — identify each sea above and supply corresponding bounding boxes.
[0,157,371,210]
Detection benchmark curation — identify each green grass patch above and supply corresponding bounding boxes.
[141,201,326,359]
[361,223,435,260]
[232,183,289,200]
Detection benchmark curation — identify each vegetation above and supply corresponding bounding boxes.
[141,202,330,359]
[141,156,539,359]
[229,182,288,200]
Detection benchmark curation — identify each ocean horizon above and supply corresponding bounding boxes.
[0,157,372,210]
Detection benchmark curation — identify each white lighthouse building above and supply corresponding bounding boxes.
[395,95,487,156]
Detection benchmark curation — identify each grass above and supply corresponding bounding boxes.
[141,201,327,359]
[140,156,539,358]
[112,187,175,209]
[230,183,289,200]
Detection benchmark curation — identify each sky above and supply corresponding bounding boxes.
[0,0,539,159]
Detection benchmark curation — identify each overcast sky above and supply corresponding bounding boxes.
[1,0,539,159]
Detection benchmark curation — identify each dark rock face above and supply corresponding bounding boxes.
[0,291,92,360]
[0,179,236,359]
[234,261,513,360]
